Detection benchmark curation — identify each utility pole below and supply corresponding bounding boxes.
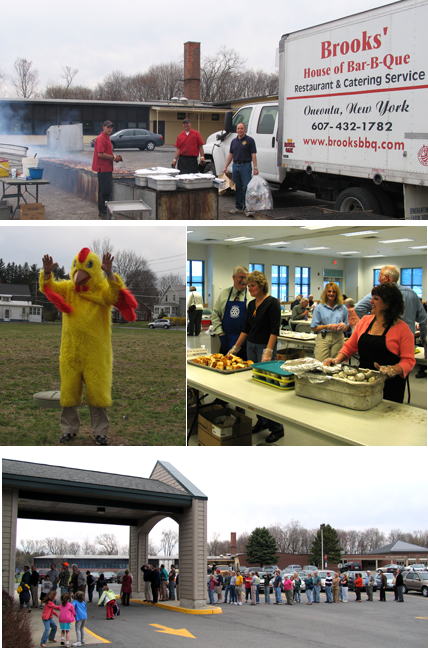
[320,523,325,569]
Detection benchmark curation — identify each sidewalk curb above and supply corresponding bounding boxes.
[131,598,222,615]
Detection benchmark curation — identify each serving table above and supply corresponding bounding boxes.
[0,177,50,217]
[187,364,426,446]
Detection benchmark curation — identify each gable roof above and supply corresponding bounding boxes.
[368,540,428,554]
[0,283,31,298]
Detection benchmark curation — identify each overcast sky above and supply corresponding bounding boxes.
[5,446,427,552]
[1,0,388,94]
[0,223,185,278]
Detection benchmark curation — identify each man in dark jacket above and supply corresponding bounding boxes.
[29,566,40,608]
[395,569,404,602]
[150,567,161,604]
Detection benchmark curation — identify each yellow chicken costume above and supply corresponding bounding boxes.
[39,247,137,443]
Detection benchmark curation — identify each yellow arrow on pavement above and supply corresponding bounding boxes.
[415,617,428,620]
[149,623,196,638]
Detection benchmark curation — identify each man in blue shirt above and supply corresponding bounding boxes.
[223,123,258,215]
[355,265,426,377]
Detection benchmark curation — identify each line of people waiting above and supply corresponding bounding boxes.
[207,568,403,606]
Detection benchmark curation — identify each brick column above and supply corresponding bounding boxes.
[184,42,201,100]
[177,498,207,608]
[129,524,149,592]
[2,487,18,593]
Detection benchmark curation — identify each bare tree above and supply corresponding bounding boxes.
[44,537,79,555]
[96,533,118,555]
[81,539,97,555]
[62,65,78,90]
[160,529,178,556]
[148,540,159,555]
[91,238,115,259]
[45,84,93,99]
[13,58,39,98]
[201,48,244,102]
[94,71,128,101]
[158,273,184,296]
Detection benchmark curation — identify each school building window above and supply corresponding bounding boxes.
[187,260,205,297]
[271,265,289,302]
[249,263,265,273]
[401,267,423,297]
[295,266,311,297]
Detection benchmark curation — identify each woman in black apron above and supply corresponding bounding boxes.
[230,271,283,442]
[324,284,416,403]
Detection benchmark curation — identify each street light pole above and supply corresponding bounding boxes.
[320,523,325,569]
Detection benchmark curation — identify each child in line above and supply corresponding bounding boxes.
[59,592,76,647]
[40,577,53,607]
[98,584,117,620]
[72,590,87,647]
[40,590,60,648]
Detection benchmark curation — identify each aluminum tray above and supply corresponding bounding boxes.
[176,173,215,190]
[187,359,253,374]
[147,175,177,191]
[294,372,385,410]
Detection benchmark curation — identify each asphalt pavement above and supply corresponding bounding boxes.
[15,145,395,220]
[77,592,427,648]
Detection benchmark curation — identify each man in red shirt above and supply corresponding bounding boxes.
[92,120,122,218]
[173,119,205,174]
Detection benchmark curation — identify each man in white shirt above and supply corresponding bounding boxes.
[187,285,204,336]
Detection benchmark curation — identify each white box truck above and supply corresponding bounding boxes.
[203,0,428,217]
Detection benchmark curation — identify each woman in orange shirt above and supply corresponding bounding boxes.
[325,284,415,403]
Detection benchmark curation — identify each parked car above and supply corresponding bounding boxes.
[403,571,428,597]
[382,563,404,573]
[339,562,362,573]
[149,318,171,329]
[345,571,376,592]
[375,572,395,591]
[302,565,319,573]
[91,128,164,151]
[405,564,427,572]
[284,564,302,572]
[103,571,117,583]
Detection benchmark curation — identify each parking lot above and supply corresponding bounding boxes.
[24,145,394,220]
[30,591,426,648]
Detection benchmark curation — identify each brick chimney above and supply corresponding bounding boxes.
[183,41,201,100]
[230,532,237,554]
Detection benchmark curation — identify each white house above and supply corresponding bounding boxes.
[153,284,186,319]
[0,284,43,323]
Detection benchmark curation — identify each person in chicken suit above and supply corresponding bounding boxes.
[39,247,137,445]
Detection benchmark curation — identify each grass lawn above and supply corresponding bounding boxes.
[0,322,185,445]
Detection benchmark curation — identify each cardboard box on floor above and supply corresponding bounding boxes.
[20,203,45,219]
[198,405,252,446]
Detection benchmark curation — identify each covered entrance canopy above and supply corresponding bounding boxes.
[2,459,208,609]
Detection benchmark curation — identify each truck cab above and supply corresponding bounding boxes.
[203,102,280,183]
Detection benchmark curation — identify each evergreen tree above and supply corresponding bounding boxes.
[310,524,342,568]
[246,527,278,566]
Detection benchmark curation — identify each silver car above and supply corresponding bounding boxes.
[403,571,428,597]
[149,318,171,329]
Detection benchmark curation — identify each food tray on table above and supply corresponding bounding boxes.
[134,167,180,186]
[292,366,385,411]
[251,361,295,390]
[279,331,316,340]
[147,175,178,191]
[188,353,254,374]
[176,173,215,189]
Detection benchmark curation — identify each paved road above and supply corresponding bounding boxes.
[84,593,428,647]
[28,145,395,220]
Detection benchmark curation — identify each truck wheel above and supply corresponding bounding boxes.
[335,187,381,213]
[422,586,428,597]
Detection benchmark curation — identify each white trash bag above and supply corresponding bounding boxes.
[245,175,273,212]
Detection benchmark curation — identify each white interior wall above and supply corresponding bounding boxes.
[359,254,427,297]
[188,244,427,308]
